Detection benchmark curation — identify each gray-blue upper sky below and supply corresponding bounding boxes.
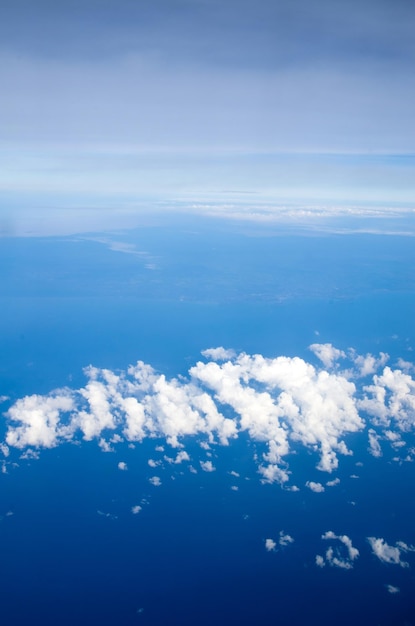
[1,0,414,232]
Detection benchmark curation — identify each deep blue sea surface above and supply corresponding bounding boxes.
[1,220,415,625]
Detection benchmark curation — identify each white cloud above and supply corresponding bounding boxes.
[201,347,236,361]
[98,438,114,453]
[368,429,382,458]
[396,359,414,373]
[326,477,340,487]
[306,481,325,493]
[367,537,413,568]
[318,531,359,569]
[309,343,346,369]
[173,450,190,464]
[279,531,294,547]
[200,460,215,472]
[359,367,415,430]
[386,584,400,594]
[6,392,75,448]
[191,350,363,475]
[265,538,277,552]
[131,505,142,514]
[149,476,162,487]
[4,345,414,491]
[118,461,128,471]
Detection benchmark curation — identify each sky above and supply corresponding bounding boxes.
[1,0,415,234]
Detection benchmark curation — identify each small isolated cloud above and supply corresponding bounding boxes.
[99,438,114,452]
[317,531,359,569]
[368,429,382,457]
[367,537,414,568]
[173,450,190,464]
[230,485,238,491]
[97,510,118,520]
[279,531,294,547]
[386,584,400,594]
[396,358,414,373]
[326,478,340,487]
[352,352,389,377]
[131,505,142,515]
[118,461,128,471]
[149,476,162,487]
[200,460,215,472]
[316,555,325,568]
[201,347,236,361]
[0,510,14,522]
[0,444,9,458]
[306,481,325,493]
[265,538,277,552]
[148,459,160,467]
[309,343,345,369]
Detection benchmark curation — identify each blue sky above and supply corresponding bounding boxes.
[1,0,414,233]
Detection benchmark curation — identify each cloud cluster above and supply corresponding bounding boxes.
[360,367,415,431]
[3,345,415,487]
[367,537,415,568]
[316,531,359,569]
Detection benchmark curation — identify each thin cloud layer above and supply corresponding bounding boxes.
[3,345,415,487]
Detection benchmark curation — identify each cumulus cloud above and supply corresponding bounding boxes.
[315,554,325,567]
[191,349,363,474]
[309,343,346,369]
[3,345,415,489]
[265,538,277,552]
[6,392,76,448]
[326,477,340,487]
[368,429,382,457]
[201,347,236,361]
[200,460,215,472]
[149,476,162,487]
[173,450,190,464]
[306,481,325,493]
[367,537,415,567]
[118,461,128,471]
[279,531,294,547]
[359,367,415,430]
[317,531,359,569]
[352,352,389,377]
